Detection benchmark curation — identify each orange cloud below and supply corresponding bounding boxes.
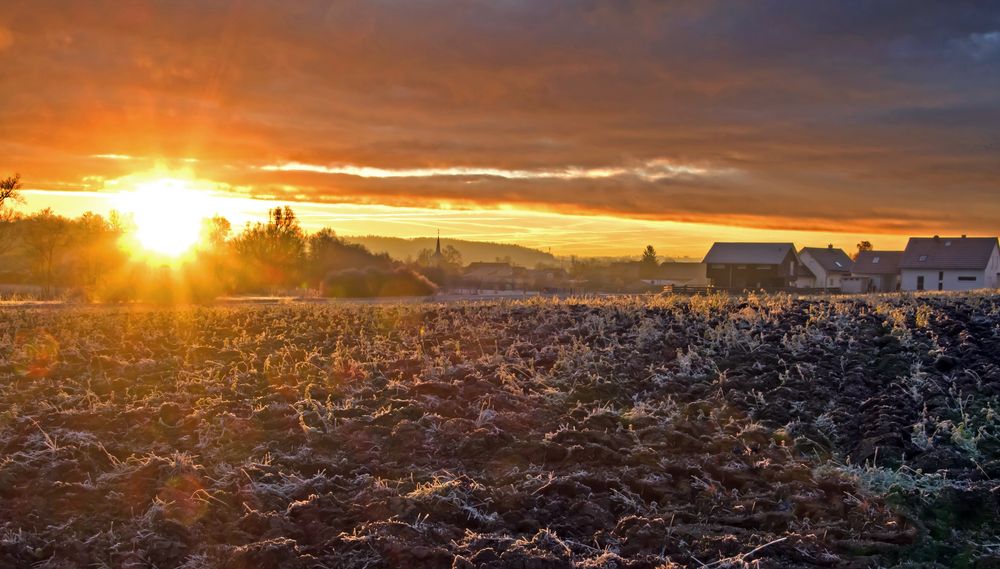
[1,1,999,243]
[0,26,12,51]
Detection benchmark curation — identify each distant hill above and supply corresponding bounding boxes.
[344,236,558,267]
[576,255,700,263]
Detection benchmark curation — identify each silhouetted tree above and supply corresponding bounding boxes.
[21,209,72,298]
[0,173,21,210]
[70,212,126,290]
[417,244,462,268]
[231,206,306,292]
[0,173,23,252]
[323,267,436,298]
[306,228,341,284]
[188,215,235,295]
[855,240,874,260]
[640,245,658,277]
[201,216,232,249]
[305,228,395,288]
[414,244,463,286]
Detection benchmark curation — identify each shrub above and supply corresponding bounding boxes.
[323,267,437,298]
[93,264,224,304]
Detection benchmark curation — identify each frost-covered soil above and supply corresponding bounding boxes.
[1,293,999,568]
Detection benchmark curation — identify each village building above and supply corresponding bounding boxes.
[461,262,529,291]
[899,236,1000,291]
[431,231,444,266]
[849,250,903,293]
[639,262,708,288]
[793,263,817,289]
[528,267,570,292]
[798,246,854,290]
[608,261,642,282]
[702,243,799,289]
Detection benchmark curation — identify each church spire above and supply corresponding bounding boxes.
[434,229,442,257]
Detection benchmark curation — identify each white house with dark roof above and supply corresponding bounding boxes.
[798,245,854,290]
[851,250,903,292]
[899,236,1000,291]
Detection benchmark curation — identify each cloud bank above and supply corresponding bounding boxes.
[1,0,999,236]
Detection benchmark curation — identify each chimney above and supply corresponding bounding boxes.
[933,235,940,242]
[962,234,967,238]
[828,243,833,249]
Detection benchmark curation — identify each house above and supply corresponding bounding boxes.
[798,246,854,290]
[528,267,569,291]
[462,262,529,290]
[851,250,903,292]
[608,261,642,281]
[640,262,708,287]
[793,263,817,289]
[839,276,872,294]
[899,236,1000,291]
[702,243,799,289]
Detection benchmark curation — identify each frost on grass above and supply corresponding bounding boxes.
[1,293,999,567]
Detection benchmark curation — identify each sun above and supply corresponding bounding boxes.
[113,177,216,258]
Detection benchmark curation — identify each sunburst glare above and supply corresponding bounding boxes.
[112,176,219,259]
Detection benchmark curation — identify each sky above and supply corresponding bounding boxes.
[1,1,999,258]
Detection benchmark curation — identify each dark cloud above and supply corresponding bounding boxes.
[1,0,999,235]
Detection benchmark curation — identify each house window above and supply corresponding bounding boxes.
[834,261,843,268]
[873,257,880,264]
[918,255,928,262]
[756,265,770,270]
[917,276,925,290]
[938,271,944,281]
[958,276,977,282]
[938,283,944,291]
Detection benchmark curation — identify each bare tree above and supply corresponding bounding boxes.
[22,209,72,298]
[0,174,23,252]
[0,173,21,210]
[416,244,462,269]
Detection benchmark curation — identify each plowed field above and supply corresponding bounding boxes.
[2,293,999,568]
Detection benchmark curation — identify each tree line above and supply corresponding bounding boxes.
[0,176,436,301]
